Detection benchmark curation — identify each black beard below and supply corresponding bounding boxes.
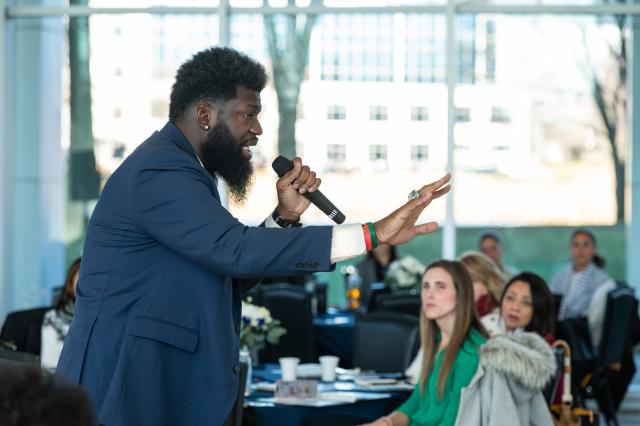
[200,122,254,204]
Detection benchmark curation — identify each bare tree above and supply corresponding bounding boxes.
[586,13,627,224]
[263,0,321,159]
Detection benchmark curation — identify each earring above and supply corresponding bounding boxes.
[204,125,210,131]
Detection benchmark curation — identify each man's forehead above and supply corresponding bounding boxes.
[235,86,261,107]
[481,238,499,247]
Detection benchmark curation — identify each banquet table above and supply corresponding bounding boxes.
[244,363,412,426]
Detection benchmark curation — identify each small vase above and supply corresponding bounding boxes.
[249,346,260,366]
[239,346,252,396]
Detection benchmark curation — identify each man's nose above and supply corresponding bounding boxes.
[251,118,263,136]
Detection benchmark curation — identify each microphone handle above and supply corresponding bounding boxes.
[304,190,346,224]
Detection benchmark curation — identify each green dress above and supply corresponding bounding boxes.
[397,328,486,426]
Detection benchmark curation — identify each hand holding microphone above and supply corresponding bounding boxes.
[272,156,345,224]
[271,155,451,247]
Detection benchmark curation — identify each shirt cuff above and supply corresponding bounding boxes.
[331,224,366,263]
[266,215,366,263]
[264,214,279,228]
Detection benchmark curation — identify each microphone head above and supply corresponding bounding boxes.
[272,156,293,177]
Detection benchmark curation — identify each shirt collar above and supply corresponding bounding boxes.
[160,121,205,169]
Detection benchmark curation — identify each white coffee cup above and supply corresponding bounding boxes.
[319,355,339,382]
[279,357,300,381]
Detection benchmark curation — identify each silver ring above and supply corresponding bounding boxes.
[408,190,420,200]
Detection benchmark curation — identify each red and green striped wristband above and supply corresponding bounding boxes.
[362,222,378,251]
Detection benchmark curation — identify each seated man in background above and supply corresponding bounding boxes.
[0,360,94,426]
[478,232,518,281]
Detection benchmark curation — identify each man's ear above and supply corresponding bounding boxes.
[195,101,217,131]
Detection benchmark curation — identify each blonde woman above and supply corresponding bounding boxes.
[458,251,505,318]
[365,260,488,426]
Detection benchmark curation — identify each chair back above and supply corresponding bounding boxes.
[542,345,565,405]
[0,347,40,364]
[223,361,248,426]
[555,316,595,381]
[373,293,421,317]
[260,284,316,362]
[352,312,419,373]
[598,286,638,367]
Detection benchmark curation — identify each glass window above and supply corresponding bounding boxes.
[230,14,268,62]
[485,19,496,82]
[369,144,388,161]
[453,14,626,230]
[405,14,446,83]
[456,107,471,122]
[318,14,394,82]
[411,106,429,121]
[405,14,479,83]
[411,145,429,161]
[152,14,219,79]
[491,106,510,123]
[327,144,346,162]
[327,105,347,120]
[457,15,476,84]
[85,14,220,179]
[369,106,388,121]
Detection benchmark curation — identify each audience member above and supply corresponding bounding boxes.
[455,329,556,426]
[41,258,81,369]
[478,232,517,281]
[357,243,398,305]
[0,258,81,369]
[0,360,94,426]
[364,260,488,426]
[550,229,616,346]
[458,251,504,317]
[482,272,555,343]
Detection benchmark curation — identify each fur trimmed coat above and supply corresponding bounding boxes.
[454,331,556,426]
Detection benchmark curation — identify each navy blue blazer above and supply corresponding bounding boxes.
[56,122,333,426]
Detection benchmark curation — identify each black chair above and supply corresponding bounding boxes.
[372,293,421,317]
[223,361,248,426]
[0,307,50,356]
[352,312,420,373]
[542,345,565,405]
[260,284,316,363]
[0,347,40,364]
[556,316,596,384]
[585,286,639,426]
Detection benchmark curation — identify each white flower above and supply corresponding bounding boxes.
[386,256,425,289]
[242,301,274,327]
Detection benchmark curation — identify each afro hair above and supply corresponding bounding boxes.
[0,361,95,426]
[169,47,268,122]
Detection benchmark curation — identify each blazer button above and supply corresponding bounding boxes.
[235,325,240,334]
[234,364,241,374]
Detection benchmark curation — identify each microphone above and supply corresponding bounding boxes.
[272,156,346,224]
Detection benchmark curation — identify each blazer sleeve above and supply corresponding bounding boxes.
[130,156,333,278]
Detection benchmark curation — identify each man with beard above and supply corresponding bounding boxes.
[56,47,451,426]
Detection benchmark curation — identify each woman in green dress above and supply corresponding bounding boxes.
[364,259,488,426]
